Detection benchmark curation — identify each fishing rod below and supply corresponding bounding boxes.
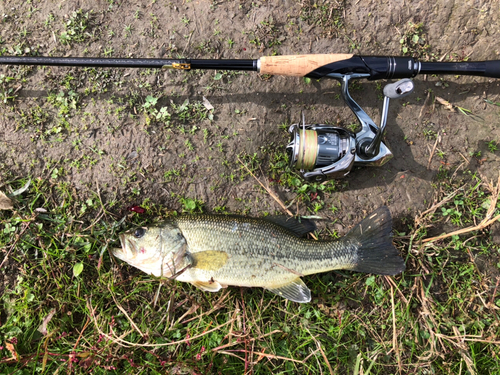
[1,54,499,180]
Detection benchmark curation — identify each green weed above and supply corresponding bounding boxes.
[59,9,94,45]
[400,22,432,59]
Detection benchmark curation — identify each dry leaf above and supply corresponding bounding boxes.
[202,96,214,111]
[6,342,19,361]
[435,96,456,112]
[0,191,13,210]
[38,308,56,336]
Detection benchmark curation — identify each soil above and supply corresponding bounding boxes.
[0,2,499,238]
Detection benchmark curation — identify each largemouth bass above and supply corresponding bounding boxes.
[113,206,405,303]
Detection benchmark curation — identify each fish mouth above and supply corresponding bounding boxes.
[113,233,137,260]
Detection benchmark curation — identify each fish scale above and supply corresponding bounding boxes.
[114,206,405,303]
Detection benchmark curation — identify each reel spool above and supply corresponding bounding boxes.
[286,114,356,181]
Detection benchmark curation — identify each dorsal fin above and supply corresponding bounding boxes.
[264,216,316,237]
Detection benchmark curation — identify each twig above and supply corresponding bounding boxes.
[427,132,441,169]
[418,91,431,119]
[237,156,293,216]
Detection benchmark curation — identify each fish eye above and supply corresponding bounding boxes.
[134,228,146,238]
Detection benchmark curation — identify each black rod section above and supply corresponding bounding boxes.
[0,56,258,71]
[420,61,500,79]
[1,55,499,79]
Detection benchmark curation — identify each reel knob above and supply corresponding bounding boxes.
[383,78,414,99]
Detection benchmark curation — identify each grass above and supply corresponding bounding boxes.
[1,168,500,374]
[298,0,345,38]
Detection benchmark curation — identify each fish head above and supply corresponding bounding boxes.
[113,224,188,277]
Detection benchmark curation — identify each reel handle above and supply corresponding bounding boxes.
[360,79,414,158]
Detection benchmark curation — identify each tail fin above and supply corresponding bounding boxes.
[343,206,405,275]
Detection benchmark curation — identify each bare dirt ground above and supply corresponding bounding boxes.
[1,0,500,372]
[1,0,500,223]
[1,0,500,222]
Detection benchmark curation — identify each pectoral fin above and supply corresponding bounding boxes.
[265,278,311,303]
[191,279,225,292]
[190,250,228,271]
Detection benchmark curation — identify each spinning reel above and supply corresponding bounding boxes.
[286,75,415,181]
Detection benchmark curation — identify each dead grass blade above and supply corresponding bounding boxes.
[418,91,431,119]
[435,96,456,112]
[108,286,144,337]
[181,290,230,324]
[416,277,445,360]
[87,297,235,348]
[414,184,465,230]
[218,349,304,364]
[304,327,334,375]
[423,174,500,243]
[212,330,281,352]
[427,132,441,170]
[390,283,402,374]
[237,156,293,216]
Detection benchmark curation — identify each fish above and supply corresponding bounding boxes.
[113,206,405,303]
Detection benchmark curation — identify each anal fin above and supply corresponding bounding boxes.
[192,279,224,292]
[265,278,311,303]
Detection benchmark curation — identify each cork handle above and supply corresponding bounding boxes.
[259,54,354,77]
